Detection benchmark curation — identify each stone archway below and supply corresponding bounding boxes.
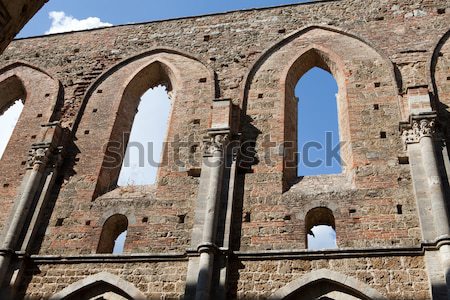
[269,269,387,300]
[50,272,146,300]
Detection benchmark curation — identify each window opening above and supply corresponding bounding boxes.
[112,230,127,254]
[97,214,128,254]
[118,85,171,186]
[305,207,337,250]
[0,99,24,159]
[296,67,340,176]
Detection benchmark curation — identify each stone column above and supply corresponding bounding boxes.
[195,131,229,300]
[401,113,450,238]
[0,144,50,286]
[401,112,450,297]
[0,123,64,295]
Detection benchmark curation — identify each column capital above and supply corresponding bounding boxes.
[202,129,230,156]
[400,112,438,148]
[27,143,51,169]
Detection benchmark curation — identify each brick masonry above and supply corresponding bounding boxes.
[0,0,449,299]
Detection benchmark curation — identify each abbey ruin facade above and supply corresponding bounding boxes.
[0,0,450,299]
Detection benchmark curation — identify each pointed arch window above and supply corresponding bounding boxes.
[0,75,26,160]
[117,85,171,186]
[283,48,349,186]
[0,99,24,159]
[296,67,340,176]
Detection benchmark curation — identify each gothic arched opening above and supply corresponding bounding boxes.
[0,75,25,159]
[283,48,348,186]
[117,85,171,186]
[296,67,340,176]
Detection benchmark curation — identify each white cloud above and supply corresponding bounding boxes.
[45,11,112,35]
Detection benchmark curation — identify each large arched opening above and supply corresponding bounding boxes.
[117,84,172,186]
[0,75,25,159]
[283,47,348,186]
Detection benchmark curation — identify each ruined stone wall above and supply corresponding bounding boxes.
[232,256,430,299]
[0,0,449,299]
[21,260,188,299]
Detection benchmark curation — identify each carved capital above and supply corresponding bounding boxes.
[27,144,51,169]
[202,130,230,156]
[400,113,438,149]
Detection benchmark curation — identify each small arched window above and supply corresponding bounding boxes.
[97,214,128,254]
[305,207,337,250]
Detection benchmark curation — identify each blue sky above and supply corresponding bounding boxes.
[18,0,314,38]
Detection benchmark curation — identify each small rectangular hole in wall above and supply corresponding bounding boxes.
[31,135,36,139]
[177,214,186,224]
[21,161,26,165]
[190,144,199,154]
[447,76,450,81]
[3,183,9,188]
[373,104,379,110]
[396,205,403,215]
[84,130,90,135]
[187,168,201,177]
[45,93,50,97]
[278,28,286,34]
[258,93,264,99]
[437,8,446,14]
[380,131,387,139]
[374,82,381,88]
[199,78,207,83]
[192,119,201,125]
[283,215,291,221]
[142,217,148,223]
[398,156,409,164]
[85,220,91,226]
[92,108,98,113]
[203,35,210,41]
[349,208,357,214]
[375,16,384,21]
[55,218,64,227]
[209,57,216,61]
[36,113,42,118]
[97,89,103,94]
[243,212,251,222]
